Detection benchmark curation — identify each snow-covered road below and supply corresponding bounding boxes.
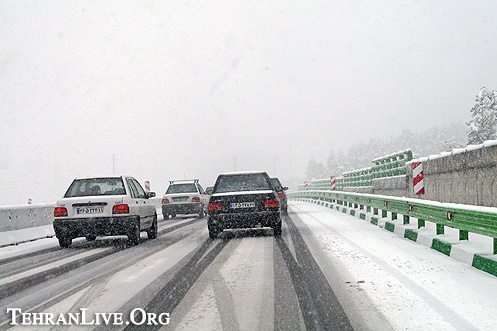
[0,202,496,330]
[292,200,497,330]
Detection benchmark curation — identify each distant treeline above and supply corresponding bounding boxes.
[305,122,467,179]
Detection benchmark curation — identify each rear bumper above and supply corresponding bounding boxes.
[208,210,281,230]
[162,203,203,215]
[53,215,139,239]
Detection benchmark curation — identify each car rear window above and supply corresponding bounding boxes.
[166,183,197,194]
[214,173,271,193]
[64,178,126,197]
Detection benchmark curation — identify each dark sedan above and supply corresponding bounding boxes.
[207,171,282,238]
[270,177,288,213]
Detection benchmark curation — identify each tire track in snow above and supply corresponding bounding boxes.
[124,238,230,331]
[276,213,354,331]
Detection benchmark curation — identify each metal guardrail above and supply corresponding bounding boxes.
[289,190,497,254]
[306,149,413,190]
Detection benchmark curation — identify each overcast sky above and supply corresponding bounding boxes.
[1,0,496,205]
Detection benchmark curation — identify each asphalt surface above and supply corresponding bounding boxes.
[0,212,354,331]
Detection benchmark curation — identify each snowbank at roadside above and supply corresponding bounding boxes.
[0,225,55,248]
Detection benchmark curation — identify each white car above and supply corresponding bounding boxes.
[161,179,209,219]
[53,176,157,248]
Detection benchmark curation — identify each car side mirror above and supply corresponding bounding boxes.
[146,192,156,199]
[283,187,289,191]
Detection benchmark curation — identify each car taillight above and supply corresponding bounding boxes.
[278,193,285,198]
[208,203,222,211]
[113,204,129,214]
[54,207,68,217]
[264,199,279,208]
[192,197,200,202]
[162,198,169,204]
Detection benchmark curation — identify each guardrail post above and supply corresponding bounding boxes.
[403,214,410,225]
[436,223,444,235]
[459,230,468,241]
[418,219,425,229]
[391,212,397,221]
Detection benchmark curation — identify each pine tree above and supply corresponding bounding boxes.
[305,158,327,180]
[467,87,497,144]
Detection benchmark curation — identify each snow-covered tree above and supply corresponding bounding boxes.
[441,138,463,152]
[326,150,339,176]
[306,122,468,180]
[305,158,327,180]
[467,87,497,144]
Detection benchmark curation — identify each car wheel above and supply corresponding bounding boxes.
[162,212,169,220]
[208,224,220,239]
[273,222,282,236]
[128,223,141,245]
[58,237,72,248]
[170,212,176,219]
[198,205,205,218]
[147,214,158,239]
[86,234,97,241]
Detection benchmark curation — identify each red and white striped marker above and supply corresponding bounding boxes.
[28,199,32,205]
[412,162,425,195]
[330,176,336,190]
[145,181,150,193]
[304,181,308,190]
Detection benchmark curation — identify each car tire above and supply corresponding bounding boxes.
[86,235,97,241]
[199,205,205,218]
[147,214,158,239]
[273,222,282,236]
[162,212,169,220]
[170,212,176,219]
[208,224,220,239]
[128,223,141,245]
[58,237,72,248]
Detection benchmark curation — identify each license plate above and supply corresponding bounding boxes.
[230,202,255,209]
[76,207,104,214]
[173,197,188,202]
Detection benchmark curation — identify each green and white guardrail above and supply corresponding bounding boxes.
[301,149,414,191]
[289,190,497,276]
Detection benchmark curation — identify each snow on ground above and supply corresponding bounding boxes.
[2,201,497,330]
[291,200,497,330]
[0,225,55,249]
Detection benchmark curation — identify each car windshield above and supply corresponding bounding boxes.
[166,183,197,194]
[64,178,126,197]
[214,173,271,193]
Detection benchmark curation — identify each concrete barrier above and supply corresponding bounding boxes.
[0,204,55,247]
[344,141,497,208]
[406,142,497,207]
[0,204,55,232]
